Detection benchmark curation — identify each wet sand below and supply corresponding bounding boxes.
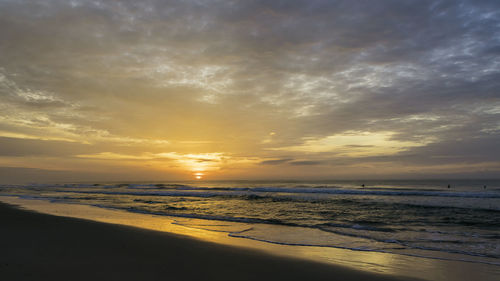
[0,202,421,281]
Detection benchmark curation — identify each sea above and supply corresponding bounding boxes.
[1,179,500,267]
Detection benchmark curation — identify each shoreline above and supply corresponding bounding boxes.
[0,201,420,281]
[1,196,499,281]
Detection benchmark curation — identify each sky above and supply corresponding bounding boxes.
[0,0,499,183]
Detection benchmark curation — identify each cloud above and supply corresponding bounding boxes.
[0,0,499,181]
[0,137,96,157]
[259,158,293,165]
[0,166,84,184]
[289,161,323,166]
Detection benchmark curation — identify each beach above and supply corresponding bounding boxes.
[1,181,500,281]
[0,202,421,281]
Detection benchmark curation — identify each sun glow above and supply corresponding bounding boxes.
[194,172,204,180]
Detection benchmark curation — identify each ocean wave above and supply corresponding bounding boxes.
[96,204,302,227]
[61,189,229,198]
[319,222,395,232]
[10,182,500,199]
[234,186,500,198]
[44,185,500,199]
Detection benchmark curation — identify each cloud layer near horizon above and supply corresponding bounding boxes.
[0,0,499,182]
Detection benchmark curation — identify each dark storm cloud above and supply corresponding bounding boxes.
[0,0,498,179]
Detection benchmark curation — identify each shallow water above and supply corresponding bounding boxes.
[1,179,500,266]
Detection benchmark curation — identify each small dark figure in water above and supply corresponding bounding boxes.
[361,184,365,188]
[447,184,451,188]
[484,185,487,189]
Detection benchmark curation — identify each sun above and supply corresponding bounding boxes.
[194,172,204,180]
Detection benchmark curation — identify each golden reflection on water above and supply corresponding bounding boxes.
[2,197,497,281]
